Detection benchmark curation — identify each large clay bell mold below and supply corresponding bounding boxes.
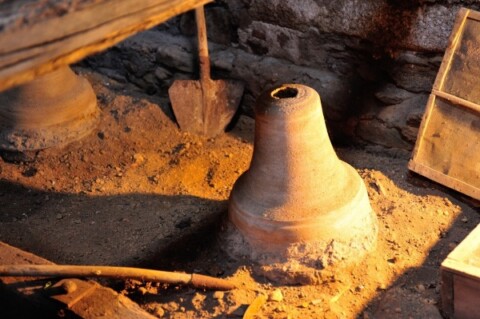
[0,67,99,151]
[225,84,377,283]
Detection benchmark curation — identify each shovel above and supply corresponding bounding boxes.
[168,5,244,137]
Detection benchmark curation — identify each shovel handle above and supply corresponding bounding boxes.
[195,6,211,82]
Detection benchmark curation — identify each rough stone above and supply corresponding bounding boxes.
[375,84,416,105]
[377,95,428,127]
[246,0,475,51]
[268,289,284,302]
[356,119,412,150]
[156,44,195,74]
[238,21,303,64]
[147,30,354,122]
[84,0,480,151]
[213,291,224,300]
[154,67,172,81]
[179,6,235,45]
[388,62,438,93]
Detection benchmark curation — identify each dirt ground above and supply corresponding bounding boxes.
[0,69,478,319]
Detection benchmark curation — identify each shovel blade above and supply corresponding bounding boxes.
[169,79,244,137]
[169,80,204,135]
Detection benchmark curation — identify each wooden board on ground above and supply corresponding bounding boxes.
[441,223,480,319]
[0,242,156,319]
[0,0,211,92]
[408,8,480,201]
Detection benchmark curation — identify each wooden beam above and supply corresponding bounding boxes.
[0,0,212,92]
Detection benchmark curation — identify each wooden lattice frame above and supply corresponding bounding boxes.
[409,8,480,200]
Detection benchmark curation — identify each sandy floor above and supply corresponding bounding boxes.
[0,69,478,318]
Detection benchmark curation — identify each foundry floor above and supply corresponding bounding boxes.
[0,69,478,318]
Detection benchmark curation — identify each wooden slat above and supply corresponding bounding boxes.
[0,0,184,54]
[467,8,480,21]
[0,0,212,92]
[408,94,436,168]
[408,161,480,200]
[433,90,480,114]
[441,270,454,318]
[443,259,480,280]
[433,8,470,91]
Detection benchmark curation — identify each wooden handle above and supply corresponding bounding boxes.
[195,5,210,82]
[0,264,236,290]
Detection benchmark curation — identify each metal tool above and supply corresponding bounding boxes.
[169,5,244,137]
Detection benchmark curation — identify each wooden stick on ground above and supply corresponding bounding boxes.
[0,264,236,291]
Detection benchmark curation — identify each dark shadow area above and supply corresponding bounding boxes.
[0,283,69,319]
[0,179,226,268]
[0,178,229,318]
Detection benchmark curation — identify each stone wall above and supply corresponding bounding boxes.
[84,0,480,152]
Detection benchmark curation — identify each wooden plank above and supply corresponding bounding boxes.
[0,0,212,92]
[0,0,183,54]
[443,259,480,281]
[467,8,480,21]
[454,275,480,319]
[408,161,480,200]
[441,270,454,318]
[0,0,105,31]
[433,8,470,91]
[409,94,436,171]
[68,282,157,319]
[0,242,54,284]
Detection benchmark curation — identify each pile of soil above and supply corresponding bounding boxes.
[0,69,478,318]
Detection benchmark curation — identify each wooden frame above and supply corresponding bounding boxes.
[409,8,480,200]
[0,0,211,92]
[441,223,480,319]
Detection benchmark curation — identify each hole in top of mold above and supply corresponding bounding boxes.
[272,87,298,99]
